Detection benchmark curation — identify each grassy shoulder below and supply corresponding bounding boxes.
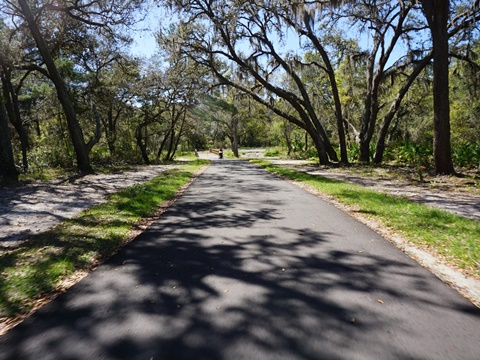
[251,160,480,279]
[0,160,209,319]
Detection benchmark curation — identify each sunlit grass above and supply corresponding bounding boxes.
[251,159,480,278]
[18,167,74,182]
[0,160,209,318]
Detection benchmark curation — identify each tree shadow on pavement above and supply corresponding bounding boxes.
[1,161,479,360]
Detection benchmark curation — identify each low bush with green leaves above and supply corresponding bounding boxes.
[264,147,281,157]
[452,141,480,168]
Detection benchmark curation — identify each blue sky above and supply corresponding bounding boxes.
[129,6,163,58]
[128,5,408,68]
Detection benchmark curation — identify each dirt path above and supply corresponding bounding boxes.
[0,165,178,253]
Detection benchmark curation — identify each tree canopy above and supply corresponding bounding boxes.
[1,0,479,181]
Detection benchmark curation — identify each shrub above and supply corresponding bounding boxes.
[452,141,480,169]
[264,147,281,157]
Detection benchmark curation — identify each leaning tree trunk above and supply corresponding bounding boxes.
[18,0,93,173]
[2,70,29,172]
[135,122,150,164]
[156,130,171,160]
[420,0,455,175]
[0,99,18,183]
[374,56,432,164]
[169,112,187,161]
[307,127,330,165]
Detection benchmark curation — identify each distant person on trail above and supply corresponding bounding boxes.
[195,149,199,158]
[219,148,223,159]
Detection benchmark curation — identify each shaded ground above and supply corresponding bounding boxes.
[1,161,479,359]
[0,157,479,320]
[0,165,177,253]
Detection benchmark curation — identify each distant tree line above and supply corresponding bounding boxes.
[1,0,479,183]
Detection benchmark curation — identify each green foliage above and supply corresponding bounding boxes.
[347,143,360,163]
[452,141,480,168]
[252,160,480,278]
[0,162,207,317]
[390,141,433,167]
[264,147,281,157]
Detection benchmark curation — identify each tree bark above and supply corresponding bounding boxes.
[170,112,187,161]
[135,121,150,164]
[306,126,329,165]
[1,70,29,172]
[18,0,93,173]
[420,0,455,175]
[157,130,170,160]
[0,98,18,183]
[374,56,432,164]
[230,115,239,158]
[359,51,378,163]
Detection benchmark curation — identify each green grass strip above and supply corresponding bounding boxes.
[0,160,209,317]
[251,160,480,278]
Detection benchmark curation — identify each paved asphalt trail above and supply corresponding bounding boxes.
[1,160,479,359]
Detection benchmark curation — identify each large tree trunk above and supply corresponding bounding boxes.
[420,0,455,175]
[18,0,93,173]
[307,128,330,165]
[0,99,18,183]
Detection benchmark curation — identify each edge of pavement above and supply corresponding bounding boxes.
[0,163,211,337]
[269,169,480,309]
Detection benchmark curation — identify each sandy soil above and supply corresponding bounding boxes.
[0,165,178,253]
[2,159,478,254]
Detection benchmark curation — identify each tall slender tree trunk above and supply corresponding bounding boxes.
[359,48,383,164]
[374,56,432,164]
[231,115,239,158]
[170,112,187,161]
[18,0,93,173]
[0,99,18,183]
[1,71,28,172]
[135,122,150,164]
[420,0,455,175]
[284,124,293,155]
[157,130,170,160]
[303,15,347,164]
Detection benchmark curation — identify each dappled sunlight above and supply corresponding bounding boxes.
[1,161,479,359]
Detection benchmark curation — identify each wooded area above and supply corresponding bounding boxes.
[1,0,479,183]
